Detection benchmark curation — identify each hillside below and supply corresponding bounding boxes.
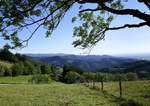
[97,60,150,79]
[28,54,135,72]
[0,60,13,69]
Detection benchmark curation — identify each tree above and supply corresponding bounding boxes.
[0,65,5,76]
[50,66,62,81]
[126,72,138,81]
[28,74,51,84]
[11,63,23,76]
[0,0,149,49]
[40,64,52,74]
[0,48,18,63]
[64,71,81,83]
[23,61,36,75]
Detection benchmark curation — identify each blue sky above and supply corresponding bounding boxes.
[1,1,150,55]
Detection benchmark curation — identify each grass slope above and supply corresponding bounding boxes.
[0,76,149,106]
[0,76,31,84]
[0,83,120,106]
[87,80,150,106]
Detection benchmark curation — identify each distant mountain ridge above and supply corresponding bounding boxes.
[97,60,150,79]
[26,54,136,72]
[24,53,69,57]
[115,53,150,60]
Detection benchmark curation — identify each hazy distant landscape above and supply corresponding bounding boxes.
[26,54,136,71]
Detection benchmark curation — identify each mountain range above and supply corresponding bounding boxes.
[26,54,136,72]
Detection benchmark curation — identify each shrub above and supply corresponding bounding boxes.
[11,63,23,76]
[40,64,52,74]
[126,72,138,81]
[4,67,12,76]
[64,71,81,84]
[28,74,51,84]
[23,61,37,75]
[0,65,5,76]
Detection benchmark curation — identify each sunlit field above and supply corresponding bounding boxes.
[0,76,149,106]
[84,80,150,106]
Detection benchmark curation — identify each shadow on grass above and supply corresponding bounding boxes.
[83,84,144,106]
[103,91,144,106]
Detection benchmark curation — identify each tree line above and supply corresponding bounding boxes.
[0,48,139,83]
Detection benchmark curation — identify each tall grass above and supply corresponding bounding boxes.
[84,80,150,106]
[0,82,120,106]
[0,76,32,84]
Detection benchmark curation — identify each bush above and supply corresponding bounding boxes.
[0,65,5,76]
[40,64,52,74]
[4,67,12,76]
[23,61,37,75]
[126,72,138,81]
[28,74,51,84]
[64,71,81,84]
[12,63,23,76]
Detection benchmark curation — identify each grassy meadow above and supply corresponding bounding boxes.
[0,76,149,106]
[0,76,31,84]
[84,80,150,106]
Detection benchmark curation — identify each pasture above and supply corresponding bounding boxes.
[0,76,149,106]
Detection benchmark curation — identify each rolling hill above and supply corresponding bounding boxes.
[26,54,136,72]
[97,60,150,79]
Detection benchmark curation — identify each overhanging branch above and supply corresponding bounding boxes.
[106,22,148,31]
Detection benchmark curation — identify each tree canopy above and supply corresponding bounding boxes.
[0,0,149,49]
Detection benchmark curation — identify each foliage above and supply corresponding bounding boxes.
[23,61,37,75]
[0,0,149,48]
[11,63,23,76]
[50,66,62,81]
[0,65,5,76]
[0,49,42,77]
[40,64,52,74]
[126,72,138,81]
[64,71,82,83]
[62,65,84,76]
[28,74,51,84]
[0,48,18,63]
[0,60,13,69]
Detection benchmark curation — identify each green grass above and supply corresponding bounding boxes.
[0,76,149,106]
[0,83,121,106]
[87,80,150,106]
[0,60,13,69]
[0,76,32,84]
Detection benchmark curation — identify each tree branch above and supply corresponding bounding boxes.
[101,4,150,24]
[79,8,100,13]
[106,22,148,31]
[79,5,150,26]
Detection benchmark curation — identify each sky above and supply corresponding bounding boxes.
[0,0,150,55]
